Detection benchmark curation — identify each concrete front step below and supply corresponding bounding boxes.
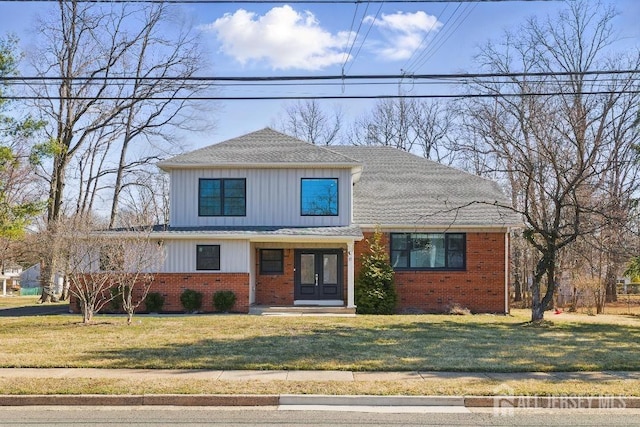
[249,305,356,316]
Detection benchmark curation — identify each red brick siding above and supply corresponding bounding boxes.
[255,249,295,305]
[150,273,250,313]
[355,232,507,314]
[70,272,250,314]
[255,247,348,306]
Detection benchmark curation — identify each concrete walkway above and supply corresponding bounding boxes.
[1,368,640,381]
[1,369,639,408]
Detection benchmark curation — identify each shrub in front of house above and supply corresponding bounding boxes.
[355,227,397,314]
[180,289,203,313]
[213,290,236,312]
[144,292,165,313]
[109,287,124,313]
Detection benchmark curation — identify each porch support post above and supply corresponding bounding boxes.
[347,241,355,308]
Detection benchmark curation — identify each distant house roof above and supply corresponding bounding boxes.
[158,128,361,170]
[330,146,521,228]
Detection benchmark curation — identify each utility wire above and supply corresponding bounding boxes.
[409,1,478,72]
[344,0,384,75]
[3,69,637,82]
[5,90,639,101]
[401,2,449,73]
[0,0,570,3]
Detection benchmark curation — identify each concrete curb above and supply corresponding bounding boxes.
[1,394,639,408]
[280,395,464,406]
[0,394,278,407]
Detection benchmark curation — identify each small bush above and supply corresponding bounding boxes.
[180,289,203,313]
[144,292,165,313]
[448,303,471,315]
[213,290,237,312]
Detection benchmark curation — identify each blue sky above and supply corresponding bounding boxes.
[1,0,639,145]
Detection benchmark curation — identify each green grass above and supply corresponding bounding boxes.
[1,309,639,372]
[2,377,639,397]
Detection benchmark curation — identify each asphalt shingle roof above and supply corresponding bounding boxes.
[158,128,360,169]
[331,146,521,228]
[158,128,520,229]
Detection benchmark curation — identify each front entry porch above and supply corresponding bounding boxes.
[249,305,356,316]
[251,241,356,310]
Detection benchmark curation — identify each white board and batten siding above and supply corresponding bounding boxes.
[169,168,353,227]
[162,240,250,273]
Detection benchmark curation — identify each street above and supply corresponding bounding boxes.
[1,406,639,426]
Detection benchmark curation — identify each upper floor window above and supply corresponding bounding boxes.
[390,233,466,270]
[301,178,338,216]
[199,178,246,217]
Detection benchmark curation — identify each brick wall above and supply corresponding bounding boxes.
[255,249,295,305]
[70,272,250,314]
[150,273,250,313]
[355,232,507,314]
[254,247,349,306]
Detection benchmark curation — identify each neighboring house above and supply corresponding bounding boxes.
[91,128,521,314]
[20,264,65,294]
[1,262,23,296]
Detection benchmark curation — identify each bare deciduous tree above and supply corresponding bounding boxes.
[61,216,163,324]
[458,0,640,322]
[27,0,208,300]
[346,98,454,163]
[275,100,343,145]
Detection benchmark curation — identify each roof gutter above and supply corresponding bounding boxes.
[157,162,362,171]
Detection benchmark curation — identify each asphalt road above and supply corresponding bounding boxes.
[1,407,639,426]
[0,304,69,317]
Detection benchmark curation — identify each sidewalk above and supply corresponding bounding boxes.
[1,368,640,381]
[1,368,639,408]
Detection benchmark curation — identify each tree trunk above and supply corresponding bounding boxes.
[513,274,523,302]
[605,265,618,302]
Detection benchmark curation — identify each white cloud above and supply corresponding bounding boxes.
[201,6,352,71]
[364,11,442,61]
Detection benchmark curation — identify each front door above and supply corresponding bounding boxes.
[294,250,343,301]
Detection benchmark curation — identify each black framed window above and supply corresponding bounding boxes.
[301,178,338,216]
[260,249,284,274]
[196,245,220,270]
[390,233,465,270]
[199,178,246,217]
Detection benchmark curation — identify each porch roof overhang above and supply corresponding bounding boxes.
[104,225,364,243]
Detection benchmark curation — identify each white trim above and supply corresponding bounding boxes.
[294,300,344,306]
[158,162,362,171]
[505,232,510,314]
[99,232,362,244]
[358,224,522,232]
[347,241,355,309]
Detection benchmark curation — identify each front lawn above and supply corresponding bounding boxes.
[1,309,639,372]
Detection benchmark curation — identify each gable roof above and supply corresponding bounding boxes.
[158,128,361,170]
[330,146,521,228]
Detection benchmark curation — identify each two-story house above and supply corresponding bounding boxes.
[102,128,520,314]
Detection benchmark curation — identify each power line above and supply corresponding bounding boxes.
[3,69,638,82]
[0,0,570,3]
[6,90,639,101]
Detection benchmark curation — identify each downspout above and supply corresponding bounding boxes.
[505,230,510,314]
